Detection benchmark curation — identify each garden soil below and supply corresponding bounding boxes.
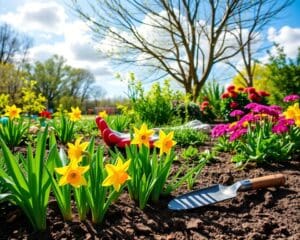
[0,139,299,240]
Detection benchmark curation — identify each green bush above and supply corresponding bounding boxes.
[127,74,182,126]
[175,102,201,122]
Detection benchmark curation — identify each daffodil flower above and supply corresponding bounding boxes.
[154,130,176,155]
[67,137,89,163]
[69,107,82,121]
[98,110,108,119]
[131,123,154,147]
[4,104,22,120]
[55,162,89,188]
[102,157,131,192]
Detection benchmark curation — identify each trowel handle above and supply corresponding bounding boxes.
[249,174,285,190]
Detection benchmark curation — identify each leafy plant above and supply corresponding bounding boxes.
[0,117,29,149]
[108,114,132,132]
[198,81,224,120]
[181,146,199,162]
[173,128,207,146]
[127,74,181,126]
[0,128,55,231]
[52,114,75,144]
[175,102,201,122]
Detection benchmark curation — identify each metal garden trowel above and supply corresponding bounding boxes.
[168,174,285,211]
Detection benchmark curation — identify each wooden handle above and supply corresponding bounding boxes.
[250,174,285,190]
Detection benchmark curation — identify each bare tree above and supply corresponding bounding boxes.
[0,23,32,64]
[71,0,291,101]
[226,0,293,87]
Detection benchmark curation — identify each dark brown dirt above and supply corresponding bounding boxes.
[0,139,299,240]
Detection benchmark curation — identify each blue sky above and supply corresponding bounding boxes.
[0,0,299,98]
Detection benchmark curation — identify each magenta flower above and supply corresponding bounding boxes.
[230,110,244,118]
[229,128,247,141]
[283,94,300,102]
[239,113,256,124]
[244,103,280,117]
[211,124,229,138]
[244,102,259,111]
[272,117,295,134]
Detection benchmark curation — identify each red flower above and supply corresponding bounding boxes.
[230,101,239,109]
[227,85,235,93]
[39,110,52,119]
[257,90,270,97]
[245,87,256,94]
[230,91,238,98]
[237,87,244,92]
[249,93,261,102]
[200,101,209,111]
[221,92,230,99]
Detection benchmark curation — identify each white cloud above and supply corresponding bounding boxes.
[0,1,121,97]
[267,26,300,58]
[0,1,67,34]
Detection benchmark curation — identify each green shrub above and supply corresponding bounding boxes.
[127,74,182,126]
[175,102,201,122]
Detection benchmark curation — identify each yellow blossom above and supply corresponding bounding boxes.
[283,103,300,124]
[4,105,22,120]
[154,130,176,155]
[69,107,81,121]
[67,137,89,163]
[55,162,89,188]
[131,123,154,147]
[102,157,131,192]
[98,110,108,119]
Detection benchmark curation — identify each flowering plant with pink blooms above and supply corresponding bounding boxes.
[212,99,300,167]
[220,85,270,122]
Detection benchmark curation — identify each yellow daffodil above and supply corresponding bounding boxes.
[154,130,176,155]
[4,105,22,120]
[98,110,108,119]
[102,157,131,192]
[131,123,154,147]
[55,162,89,188]
[283,103,300,126]
[69,107,81,121]
[67,137,89,163]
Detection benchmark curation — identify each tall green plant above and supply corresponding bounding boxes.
[0,128,56,231]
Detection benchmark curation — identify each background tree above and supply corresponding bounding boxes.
[71,0,292,101]
[25,55,68,111]
[0,62,26,103]
[232,64,270,89]
[26,55,104,111]
[264,46,300,105]
[0,23,32,64]
[227,0,292,87]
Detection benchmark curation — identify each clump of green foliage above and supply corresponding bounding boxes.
[125,73,182,126]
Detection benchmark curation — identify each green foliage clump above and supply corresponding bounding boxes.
[176,102,201,122]
[127,73,182,126]
[173,128,207,146]
[264,46,300,106]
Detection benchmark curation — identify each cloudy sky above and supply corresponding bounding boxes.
[0,0,300,98]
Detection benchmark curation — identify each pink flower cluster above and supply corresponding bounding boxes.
[212,102,295,141]
[283,94,300,103]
